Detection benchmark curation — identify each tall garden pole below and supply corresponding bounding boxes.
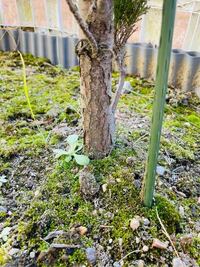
[142,0,177,207]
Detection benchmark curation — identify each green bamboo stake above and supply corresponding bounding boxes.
[142,0,177,207]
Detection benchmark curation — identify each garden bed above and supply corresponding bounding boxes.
[0,51,199,266]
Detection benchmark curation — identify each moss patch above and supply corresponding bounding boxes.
[0,51,200,266]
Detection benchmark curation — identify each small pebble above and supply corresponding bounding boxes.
[152,238,168,249]
[61,254,68,261]
[109,238,113,244]
[126,157,135,166]
[122,81,134,94]
[78,226,88,236]
[113,261,121,267]
[130,217,140,231]
[0,206,7,213]
[142,245,149,252]
[184,122,190,127]
[137,260,145,267]
[136,237,140,244]
[172,258,186,267]
[92,210,98,216]
[134,179,141,189]
[30,251,35,259]
[34,190,40,197]
[143,218,150,226]
[9,248,20,256]
[179,206,185,217]
[156,166,166,176]
[86,247,96,265]
[102,183,107,192]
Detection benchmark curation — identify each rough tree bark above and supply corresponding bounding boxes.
[68,0,115,159]
[66,0,148,159]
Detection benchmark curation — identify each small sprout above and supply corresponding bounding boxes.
[74,154,90,166]
[0,175,7,187]
[53,134,90,166]
[66,134,79,144]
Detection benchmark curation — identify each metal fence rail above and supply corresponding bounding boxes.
[0,0,200,51]
[0,29,200,97]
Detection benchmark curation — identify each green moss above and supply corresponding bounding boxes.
[1,51,199,266]
[0,248,10,266]
[68,249,86,265]
[186,114,200,127]
[0,212,7,221]
[148,195,181,234]
[161,137,195,160]
[189,237,200,264]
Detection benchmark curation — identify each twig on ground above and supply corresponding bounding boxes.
[156,207,180,258]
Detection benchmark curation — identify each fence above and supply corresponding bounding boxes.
[0,28,200,96]
[0,0,200,51]
[0,1,200,96]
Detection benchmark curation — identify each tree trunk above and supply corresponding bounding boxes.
[78,0,115,159]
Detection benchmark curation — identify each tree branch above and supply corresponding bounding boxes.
[66,0,98,56]
[111,50,126,112]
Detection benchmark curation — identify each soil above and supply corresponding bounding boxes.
[0,51,199,267]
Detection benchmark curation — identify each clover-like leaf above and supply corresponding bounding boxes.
[53,149,69,159]
[74,154,90,166]
[65,155,72,162]
[66,134,79,145]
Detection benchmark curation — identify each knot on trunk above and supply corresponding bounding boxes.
[75,39,93,56]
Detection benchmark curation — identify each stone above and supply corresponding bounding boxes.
[137,260,145,267]
[152,238,168,249]
[102,183,107,192]
[179,206,185,217]
[126,156,135,166]
[180,234,193,248]
[156,165,166,176]
[78,226,88,236]
[37,251,47,262]
[79,167,100,199]
[113,262,121,267]
[61,254,68,261]
[86,247,96,265]
[142,245,149,252]
[130,217,140,231]
[122,81,134,94]
[172,258,186,267]
[9,248,20,256]
[52,123,69,137]
[30,251,35,259]
[134,179,141,189]
[0,206,7,213]
[92,210,98,216]
[46,106,60,118]
[136,237,140,244]
[108,239,113,244]
[143,218,150,226]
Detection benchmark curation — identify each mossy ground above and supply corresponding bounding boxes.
[0,51,199,266]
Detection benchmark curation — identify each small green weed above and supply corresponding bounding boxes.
[53,134,90,166]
